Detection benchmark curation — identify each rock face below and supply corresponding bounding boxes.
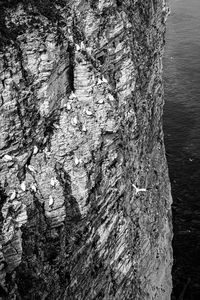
[0,0,172,299]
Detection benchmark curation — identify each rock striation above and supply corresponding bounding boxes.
[0,0,172,299]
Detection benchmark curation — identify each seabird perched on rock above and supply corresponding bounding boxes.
[97,78,102,85]
[71,116,78,126]
[85,109,93,116]
[30,183,37,193]
[28,165,35,173]
[50,177,58,187]
[69,91,76,99]
[98,98,104,104]
[49,195,54,208]
[75,44,81,51]
[33,145,38,154]
[66,102,71,110]
[74,156,79,166]
[102,76,108,83]
[80,41,85,50]
[10,190,16,200]
[86,46,92,55]
[20,181,26,192]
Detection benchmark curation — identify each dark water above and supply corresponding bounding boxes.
[163,0,200,299]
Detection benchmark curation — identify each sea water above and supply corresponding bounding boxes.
[163,0,200,298]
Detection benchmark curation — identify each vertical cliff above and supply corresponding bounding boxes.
[0,0,172,299]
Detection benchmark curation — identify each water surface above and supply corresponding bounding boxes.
[163,0,200,298]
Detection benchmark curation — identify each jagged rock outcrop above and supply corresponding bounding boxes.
[0,0,172,299]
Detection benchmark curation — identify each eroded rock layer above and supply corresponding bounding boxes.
[0,0,172,299]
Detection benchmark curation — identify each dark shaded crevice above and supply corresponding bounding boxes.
[16,45,29,84]
[15,197,58,298]
[90,0,98,10]
[0,184,7,227]
[116,0,122,8]
[72,13,85,44]
[67,43,75,92]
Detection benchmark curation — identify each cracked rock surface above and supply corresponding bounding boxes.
[0,0,172,299]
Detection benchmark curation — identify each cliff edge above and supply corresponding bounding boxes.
[0,0,172,299]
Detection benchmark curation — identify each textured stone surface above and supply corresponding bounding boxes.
[0,0,172,299]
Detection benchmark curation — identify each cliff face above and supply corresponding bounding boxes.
[0,0,172,299]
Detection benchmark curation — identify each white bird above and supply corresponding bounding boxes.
[50,177,56,187]
[49,195,54,208]
[97,78,102,85]
[82,125,87,132]
[74,156,79,166]
[132,184,146,194]
[53,123,60,129]
[86,46,92,55]
[71,116,78,126]
[98,98,104,104]
[75,44,81,51]
[3,154,12,161]
[80,41,85,50]
[10,190,16,200]
[33,145,38,154]
[28,165,35,173]
[85,109,93,116]
[66,102,71,110]
[107,94,115,101]
[30,183,37,192]
[102,76,108,83]
[69,91,76,99]
[21,181,26,192]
